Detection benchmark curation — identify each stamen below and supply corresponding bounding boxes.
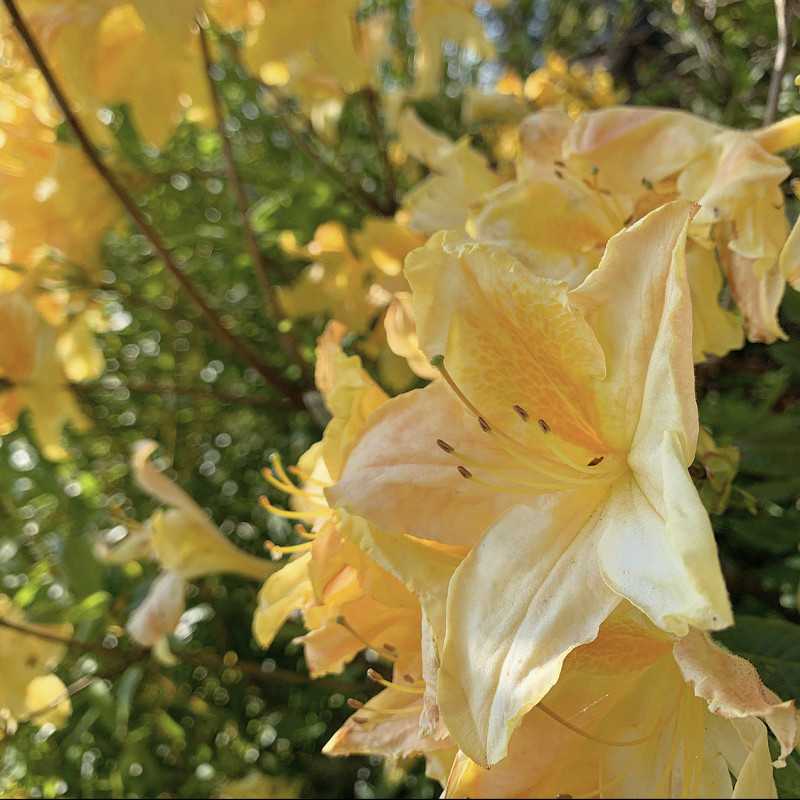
[335,617,397,661]
[367,668,424,695]
[436,439,454,454]
[288,465,332,488]
[294,524,317,541]
[513,404,530,422]
[478,416,491,432]
[537,702,658,747]
[587,456,604,467]
[262,468,314,499]
[382,643,397,654]
[258,497,329,520]
[457,466,472,479]
[347,698,364,709]
[265,540,313,555]
[438,361,607,480]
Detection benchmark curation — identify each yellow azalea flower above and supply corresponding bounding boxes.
[0,595,72,732]
[0,66,118,274]
[398,108,502,234]
[279,218,421,336]
[411,0,494,98]
[279,222,380,333]
[523,52,624,117]
[113,440,275,647]
[446,606,797,798]
[531,106,800,347]
[11,0,210,146]
[253,324,457,775]
[243,0,370,105]
[0,285,89,460]
[328,201,732,766]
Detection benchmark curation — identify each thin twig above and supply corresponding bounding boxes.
[196,17,310,381]
[0,616,357,693]
[765,0,792,124]
[256,81,393,216]
[2,0,304,408]
[0,616,120,657]
[362,88,398,214]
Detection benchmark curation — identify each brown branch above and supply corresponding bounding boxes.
[0,616,357,693]
[0,616,121,657]
[765,0,792,124]
[255,81,393,217]
[362,87,398,214]
[196,17,310,382]
[2,0,304,408]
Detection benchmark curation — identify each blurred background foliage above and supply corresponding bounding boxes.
[3,0,800,797]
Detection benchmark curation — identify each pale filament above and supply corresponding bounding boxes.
[335,616,397,662]
[436,361,612,486]
[367,668,425,695]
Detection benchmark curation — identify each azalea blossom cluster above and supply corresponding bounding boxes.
[1,0,800,797]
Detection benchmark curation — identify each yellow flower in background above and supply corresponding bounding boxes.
[329,202,732,766]
[524,52,623,117]
[446,605,797,798]
[525,105,800,349]
[0,64,118,275]
[0,285,90,460]
[243,0,370,101]
[411,0,494,98]
[6,0,210,147]
[279,217,422,339]
[108,440,275,647]
[0,595,73,733]
[398,108,502,234]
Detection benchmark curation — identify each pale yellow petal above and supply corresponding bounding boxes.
[328,379,526,548]
[253,553,313,649]
[438,491,619,767]
[597,433,732,636]
[563,106,719,195]
[687,243,744,362]
[571,200,697,459]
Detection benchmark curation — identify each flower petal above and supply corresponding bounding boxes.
[675,628,798,767]
[598,433,732,636]
[328,379,527,548]
[437,490,619,767]
[563,106,719,196]
[570,199,697,458]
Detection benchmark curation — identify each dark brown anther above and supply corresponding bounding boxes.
[382,642,397,654]
[478,416,491,432]
[457,465,473,479]
[554,160,566,168]
[437,439,454,453]
[538,418,550,433]
[353,716,369,724]
[623,215,633,226]
[513,404,529,422]
[403,674,415,683]
[554,169,564,179]
[641,177,654,190]
[587,456,604,467]
[347,698,364,709]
